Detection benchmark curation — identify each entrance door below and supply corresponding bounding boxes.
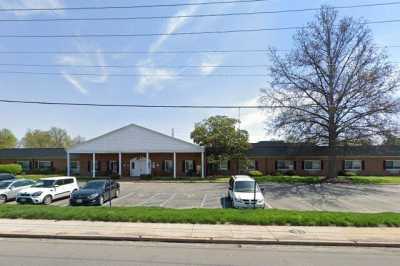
[130,158,151,177]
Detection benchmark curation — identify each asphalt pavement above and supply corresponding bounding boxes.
[1,238,399,266]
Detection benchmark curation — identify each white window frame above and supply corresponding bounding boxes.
[163,160,173,173]
[385,160,400,172]
[304,160,321,171]
[219,160,228,171]
[38,160,52,170]
[276,160,294,171]
[344,160,362,171]
[247,160,257,171]
[70,161,80,175]
[17,160,30,171]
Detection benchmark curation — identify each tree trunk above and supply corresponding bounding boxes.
[327,142,337,179]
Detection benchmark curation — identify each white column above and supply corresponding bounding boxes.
[118,152,122,177]
[92,153,96,178]
[67,152,70,176]
[201,151,205,178]
[146,152,149,175]
[173,152,176,178]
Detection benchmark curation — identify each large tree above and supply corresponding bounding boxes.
[191,116,250,168]
[260,7,400,179]
[0,128,17,149]
[22,127,77,148]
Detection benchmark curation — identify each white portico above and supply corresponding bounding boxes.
[66,124,205,178]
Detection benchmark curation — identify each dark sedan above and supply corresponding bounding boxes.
[0,174,16,181]
[69,179,120,206]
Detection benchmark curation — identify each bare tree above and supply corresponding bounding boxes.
[260,7,400,179]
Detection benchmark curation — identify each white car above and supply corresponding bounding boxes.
[0,179,36,203]
[228,175,265,208]
[17,176,79,205]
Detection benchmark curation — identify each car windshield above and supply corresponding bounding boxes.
[0,181,12,189]
[83,181,106,190]
[33,180,56,188]
[234,181,260,193]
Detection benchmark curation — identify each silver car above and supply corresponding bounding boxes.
[0,179,36,203]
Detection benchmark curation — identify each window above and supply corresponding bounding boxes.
[71,161,80,175]
[88,160,101,172]
[219,160,229,171]
[384,160,400,171]
[63,178,74,185]
[276,160,295,170]
[344,160,362,171]
[163,160,173,173]
[108,160,118,173]
[184,160,194,173]
[247,160,257,171]
[38,161,52,170]
[304,160,321,171]
[17,160,30,171]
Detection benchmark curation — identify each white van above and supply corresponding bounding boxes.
[228,175,265,208]
[17,176,79,205]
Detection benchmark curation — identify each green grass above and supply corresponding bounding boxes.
[0,205,399,227]
[254,175,323,184]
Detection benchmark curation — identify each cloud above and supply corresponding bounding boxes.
[149,4,199,53]
[56,42,108,94]
[0,0,64,16]
[136,59,177,94]
[234,97,277,142]
[61,72,88,94]
[199,55,224,75]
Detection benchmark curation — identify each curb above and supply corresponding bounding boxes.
[1,233,399,248]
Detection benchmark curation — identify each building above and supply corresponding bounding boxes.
[217,141,400,176]
[1,127,400,177]
[66,124,205,178]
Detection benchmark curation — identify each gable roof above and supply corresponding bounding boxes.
[248,141,400,157]
[67,124,203,153]
[0,148,66,159]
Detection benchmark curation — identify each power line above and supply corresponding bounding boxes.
[1,1,399,22]
[0,63,270,69]
[0,99,268,109]
[1,45,400,55]
[0,0,268,12]
[0,49,270,55]
[0,70,266,77]
[0,19,399,39]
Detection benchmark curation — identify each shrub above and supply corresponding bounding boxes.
[338,170,358,176]
[0,164,22,175]
[285,170,296,176]
[26,168,57,175]
[248,170,263,177]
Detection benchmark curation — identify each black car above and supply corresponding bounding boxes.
[0,174,16,181]
[69,179,120,206]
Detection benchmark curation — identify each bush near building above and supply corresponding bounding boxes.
[0,164,22,175]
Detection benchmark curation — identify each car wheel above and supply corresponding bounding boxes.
[0,194,7,204]
[98,196,104,206]
[114,189,120,198]
[43,195,52,205]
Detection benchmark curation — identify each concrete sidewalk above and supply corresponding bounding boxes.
[0,219,399,247]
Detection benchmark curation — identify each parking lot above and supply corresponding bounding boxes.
[6,182,400,212]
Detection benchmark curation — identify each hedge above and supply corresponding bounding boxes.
[0,164,22,175]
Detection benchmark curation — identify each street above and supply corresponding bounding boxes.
[1,238,399,266]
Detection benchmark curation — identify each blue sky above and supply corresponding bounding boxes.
[0,0,399,143]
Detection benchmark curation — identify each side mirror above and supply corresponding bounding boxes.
[228,186,233,190]
[261,188,265,193]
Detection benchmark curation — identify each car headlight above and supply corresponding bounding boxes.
[257,199,264,203]
[235,198,243,203]
[88,193,99,199]
[32,191,43,197]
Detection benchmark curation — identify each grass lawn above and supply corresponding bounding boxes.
[0,205,399,227]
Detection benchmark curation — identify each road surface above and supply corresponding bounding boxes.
[0,238,399,266]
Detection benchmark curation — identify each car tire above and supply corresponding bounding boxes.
[0,194,7,204]
[98,196,104,206]
[43,195,52,205]
[114,189,120,198]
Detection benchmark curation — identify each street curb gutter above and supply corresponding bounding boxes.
[1,233,399,248]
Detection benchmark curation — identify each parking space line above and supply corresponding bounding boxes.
[160,193,176,207]
[265,201,272,209]
[200,193,208,208]
[111,191,137,203]
[138,193,163,206]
